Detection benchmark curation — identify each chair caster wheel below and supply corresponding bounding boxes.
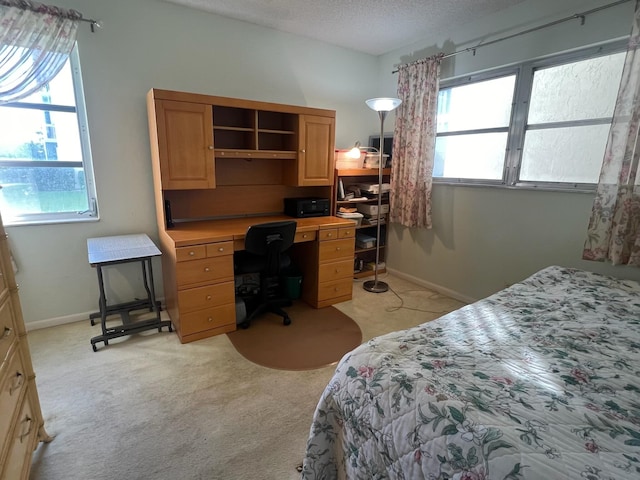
[283,317,291,326]
[240,322,250,329]
[92,344,97,352]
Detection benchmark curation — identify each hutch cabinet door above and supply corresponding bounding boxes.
[297,115,335,186]
[156,100,215,190]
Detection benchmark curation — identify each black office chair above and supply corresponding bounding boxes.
[234,221,297,329]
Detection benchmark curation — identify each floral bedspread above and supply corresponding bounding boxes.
[302,266,640,479]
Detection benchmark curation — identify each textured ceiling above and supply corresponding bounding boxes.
[161,0,530,55]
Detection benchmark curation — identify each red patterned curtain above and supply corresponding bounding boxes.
[0,0,82,103]
[583,1,640,265]
[391,54,443,229]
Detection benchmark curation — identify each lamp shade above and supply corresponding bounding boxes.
[365,97,402,112]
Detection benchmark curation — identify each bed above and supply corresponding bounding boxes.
[302,266,640,479]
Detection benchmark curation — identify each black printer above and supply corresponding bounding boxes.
[284,197,330,218]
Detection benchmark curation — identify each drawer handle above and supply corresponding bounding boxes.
[336,247,341,251]
[19,415,33,443]
[334,287,341,292]
[327,233,333,237]
[1,326,11,340]
[208,317,213,323]
[218,247,224,252]
[189,251,195,256]
[302,234,308,238]
[204,267,210,272]
[10,371,24,395]
[206,295,212,300]
[335,269,341,274]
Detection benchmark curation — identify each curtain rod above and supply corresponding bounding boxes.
[0,1,100,32]
[392,0,633,73]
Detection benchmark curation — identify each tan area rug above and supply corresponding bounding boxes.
[227,301,363,370]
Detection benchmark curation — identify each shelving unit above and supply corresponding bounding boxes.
[333,168,390,279]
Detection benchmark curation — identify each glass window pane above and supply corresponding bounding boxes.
[434,133,507,180]
[437,75,516,133]
[0,107,82,162]
[528,52,625,124]
[520,124,611,183]
[0,166,88,216]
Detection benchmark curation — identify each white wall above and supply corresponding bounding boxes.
[10,0,381,326]
[379,0,640,301]
[13,0,640,326]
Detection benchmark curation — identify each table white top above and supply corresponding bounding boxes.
[87,234,161,265]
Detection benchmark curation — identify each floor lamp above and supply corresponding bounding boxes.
[363,97,402,293]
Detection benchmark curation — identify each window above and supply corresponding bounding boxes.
[0,46,97,225]
[434,41,627,190]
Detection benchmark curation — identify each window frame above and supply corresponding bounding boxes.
[434,39,629,192]
[0,45,98,226]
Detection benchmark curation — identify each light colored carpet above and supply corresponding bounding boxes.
[28,274,464,480]
[227,303,362,371]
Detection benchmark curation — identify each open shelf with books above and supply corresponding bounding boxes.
[333,168,390,278]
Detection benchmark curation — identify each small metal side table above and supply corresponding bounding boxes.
[87,234,173,351]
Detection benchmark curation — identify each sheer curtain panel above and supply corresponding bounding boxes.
[0,0,81,103]
[583,0,640,266]
[391,54,443,229]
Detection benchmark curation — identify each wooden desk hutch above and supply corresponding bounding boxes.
[146,89,355,343]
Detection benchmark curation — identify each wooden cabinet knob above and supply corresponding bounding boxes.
[189,251,195,256]
[206,295,212,300]
[204,267,210,272]
[336,247,341,251]
[208,145,214,150]
[218,247,224,252]
[208,317,213,322]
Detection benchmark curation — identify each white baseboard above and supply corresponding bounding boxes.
[25,311,92,331]
[386,267,477,304]
[25,296,168,332]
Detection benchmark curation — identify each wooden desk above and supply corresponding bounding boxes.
[87,234,173,351]
[157,215,356,343]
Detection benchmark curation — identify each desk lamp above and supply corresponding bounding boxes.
[363,97,401,293]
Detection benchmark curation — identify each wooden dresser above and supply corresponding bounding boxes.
[0,211,51,479]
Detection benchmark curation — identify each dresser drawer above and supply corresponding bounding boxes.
[179,303,236,336]
[318,238,355,262]
[177,281,235,313]
[0,345,27,457]
[317,277,353,303]
[318,259,353,283]
[0,297,16,367]
[1,386,37,480]
[176,256,234,288]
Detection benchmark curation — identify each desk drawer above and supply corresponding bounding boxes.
[206,241,234,257]
[318,238,355,262]
[178,281,235,313]
[1,385,37,480]
[176,245,206,262]
[176,241,234,262]
[318,259,353,283]
[0,345,27,456]
[176,256,234,287]
[318,229,338,241]
[294,230,317,243]
[180,303,236,336]
[317,277,353,303]
[0,298,16,367]
[338,226,356,239]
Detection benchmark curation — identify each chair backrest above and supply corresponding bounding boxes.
[244,221,297,275]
